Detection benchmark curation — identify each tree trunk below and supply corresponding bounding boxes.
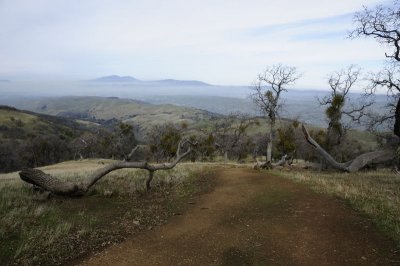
[146,171,155,190]
[266,121,274,163]
[394,98,400,138]
[19,140,192,197]
[302,124,394,172]
[224,151,228,163]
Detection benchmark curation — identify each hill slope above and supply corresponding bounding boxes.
[10,96,220,134]
[90,75,139,82]
[0,105,92,141]
[0,105,99,172]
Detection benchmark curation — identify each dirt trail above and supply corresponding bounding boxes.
[81,168,400,265]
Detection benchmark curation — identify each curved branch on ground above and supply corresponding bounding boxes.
[301,124,394,172]
[19,140,192,196]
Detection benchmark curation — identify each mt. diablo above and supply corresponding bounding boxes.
[90,75,211,86]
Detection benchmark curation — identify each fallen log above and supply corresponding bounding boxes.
[19,140,192,197]
[301,124,394,172]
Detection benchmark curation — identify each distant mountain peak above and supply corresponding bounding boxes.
[0,79,11,83]
[89,75,211,86]
[91,75,138,82]
[156,79,211,86]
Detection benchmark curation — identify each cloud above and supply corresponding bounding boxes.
[0,0,389,88]
[243,13,352,38]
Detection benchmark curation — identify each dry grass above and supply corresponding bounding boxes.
[0,160,217,265]
[273,168,400,245]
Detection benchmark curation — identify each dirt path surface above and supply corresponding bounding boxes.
[81,168,400,265]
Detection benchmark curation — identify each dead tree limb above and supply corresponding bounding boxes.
[301,124,394,172]
[274,154,288,166]
[19,140,192,196]
[254,154,288,170]
[124,145,139,161]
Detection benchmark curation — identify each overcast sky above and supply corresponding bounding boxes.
[0,0,390,88]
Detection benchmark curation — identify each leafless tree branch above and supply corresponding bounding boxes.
[19,139,193,196]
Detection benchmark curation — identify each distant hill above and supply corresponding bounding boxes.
[9,96,221,139]
[0,79,10,83]
[89,75,211,86]
[155,79,211,86]
[0,105,94,142]
[0,105,102,172]
[90,75,139,82]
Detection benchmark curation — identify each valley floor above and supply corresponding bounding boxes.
[81,168,400,265]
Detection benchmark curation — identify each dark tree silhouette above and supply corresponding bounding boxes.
[350,1,400,138]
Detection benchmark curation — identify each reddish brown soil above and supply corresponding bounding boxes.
[80,168,400,265]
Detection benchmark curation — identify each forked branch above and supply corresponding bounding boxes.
[19,140,193,196]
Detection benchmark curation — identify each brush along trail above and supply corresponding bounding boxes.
[81,167,400,265]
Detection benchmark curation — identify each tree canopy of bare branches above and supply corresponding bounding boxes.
[350,1,400,138]
[250,64,301,163]
[318,66,373,148]
[213,113,259,162]
[364,62,400,136]
[350,2,400,61]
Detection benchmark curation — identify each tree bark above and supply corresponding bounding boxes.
[146,171,155,190]
[394,98,400,138]
[19,140,192,197]
[266,121,274,163]
[301,124,394,172]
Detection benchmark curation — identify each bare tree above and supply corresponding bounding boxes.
[19,139,193,197]
[350,1,400,138]
[299,1,400,172]
[213,113,259,162]
[350,2,400,62]
[318,66,372,149]
[250,64,301,163]
[364,63,400,136]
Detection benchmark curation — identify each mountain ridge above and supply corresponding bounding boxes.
[90,75,138,82]
[90,75,211,86]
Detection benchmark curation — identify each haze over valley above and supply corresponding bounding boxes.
[0,75,389,128]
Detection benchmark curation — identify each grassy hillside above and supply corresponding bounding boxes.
[0,105,92,141]
[11,96,220,134]
[5,97,380,161]
[0,106,105,173]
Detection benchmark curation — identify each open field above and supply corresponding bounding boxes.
[0,160,217,265]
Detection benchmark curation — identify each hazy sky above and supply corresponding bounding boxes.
[0,0,390,88]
